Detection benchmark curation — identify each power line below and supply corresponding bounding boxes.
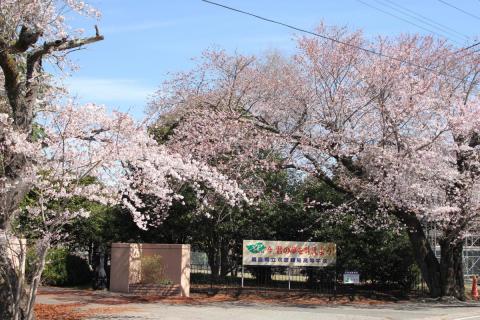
[378,0,469,41]
[201,0,466,81]
[360,0,480,57]
[437,0,480,22]
[359,0,479,57]
[357,0,461,45]
[454,41,480,54]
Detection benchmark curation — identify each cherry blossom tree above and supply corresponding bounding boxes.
[0,2,247,319]
[148,50,280,197]
[1,103,246,319]
[278,27,480,299]
[150,25,480,299]
[0,0,103,233]
[0,2,104,318]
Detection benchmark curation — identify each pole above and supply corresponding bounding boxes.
[288,267,291,290]
[333,269,337,299]
[241,264,244,288]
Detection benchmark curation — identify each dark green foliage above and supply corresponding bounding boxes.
[39,248,92,286]
[15,175,109,242]
[148,114,181,145]
[247,266,273,283]
[67,205,142,251]
[334,230,418,286]
[65,254,93,286]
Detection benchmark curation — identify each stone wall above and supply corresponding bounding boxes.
[0,232,26,274]
[110,243,190,297]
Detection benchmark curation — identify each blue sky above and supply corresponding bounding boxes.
[64,0,480,118]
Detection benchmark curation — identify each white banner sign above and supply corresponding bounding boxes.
[242,240,336,267]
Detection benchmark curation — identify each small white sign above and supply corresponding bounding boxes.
[343,271,360,284]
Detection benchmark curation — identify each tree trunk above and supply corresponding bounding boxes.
[395,210,466,300]
[0,239,20,320]
[24,242,49,320]
[405,223,442,297]
[439,239,465,300]
[394,210,442,297]
[207,246,220,281]
[0,231,30,320]
[219,240,230,278]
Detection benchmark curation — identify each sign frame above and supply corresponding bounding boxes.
[242,240,336,267]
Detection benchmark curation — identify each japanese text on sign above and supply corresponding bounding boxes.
[242,240,336,267]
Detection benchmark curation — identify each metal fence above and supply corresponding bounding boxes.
[190,263,429,298]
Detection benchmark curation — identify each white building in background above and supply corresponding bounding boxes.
[427,221,480,276]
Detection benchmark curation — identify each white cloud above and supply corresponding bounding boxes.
[101,19,185,34]
[238,34,295,45]
[67,77,156,104]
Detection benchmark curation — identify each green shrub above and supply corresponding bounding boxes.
[65,254,93,286]
[40,248,92,286]
[42,248,68,286]
[25,247,39,283]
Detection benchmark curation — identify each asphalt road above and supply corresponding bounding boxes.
[36,287,480,320]
[81,301,480,320]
